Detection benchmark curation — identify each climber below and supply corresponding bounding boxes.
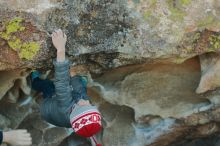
[0,129,32,146]
[31,29,102,146]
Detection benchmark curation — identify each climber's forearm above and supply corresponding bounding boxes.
[52,29,67,63]
[57,50,65,62]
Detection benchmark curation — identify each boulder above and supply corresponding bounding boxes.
[1,0,220,146]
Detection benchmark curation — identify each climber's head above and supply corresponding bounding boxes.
[70,104,102,146]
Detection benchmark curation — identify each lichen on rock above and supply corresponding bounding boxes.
[0,8,49,70]
[6,17,25,34]
[0,17,40,60]
[166,0,188,21]
[208,34,220,51]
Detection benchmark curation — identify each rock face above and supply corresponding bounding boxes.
[93,58,209,119]
[196,53,220,93]
[1,0,220,146]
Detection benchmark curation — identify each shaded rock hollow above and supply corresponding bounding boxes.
[1,0,220,146]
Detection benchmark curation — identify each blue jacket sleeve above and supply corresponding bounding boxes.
[53,59,72,107]
[40,98,71,127]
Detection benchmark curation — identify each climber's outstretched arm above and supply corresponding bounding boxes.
[51,29,72,106]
